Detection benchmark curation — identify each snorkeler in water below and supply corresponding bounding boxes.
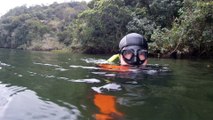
[107,33,148,66]
[119,33,148,66]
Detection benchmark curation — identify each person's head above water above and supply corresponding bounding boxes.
[119,33,148,66]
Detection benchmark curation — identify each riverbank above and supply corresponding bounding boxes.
[1,47,213,60]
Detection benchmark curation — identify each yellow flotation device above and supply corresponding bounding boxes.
[107,54,119,63]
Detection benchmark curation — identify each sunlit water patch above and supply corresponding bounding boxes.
[0,83,81,120]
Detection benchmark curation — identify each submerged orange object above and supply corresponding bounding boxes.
[97,64,130,72]
[94,94,123,120]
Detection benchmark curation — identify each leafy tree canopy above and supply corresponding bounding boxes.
[0,0,212,58]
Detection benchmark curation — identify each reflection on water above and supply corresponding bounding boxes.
[0,48,213,120]
[93,93,123,120]
[0,83,81,120]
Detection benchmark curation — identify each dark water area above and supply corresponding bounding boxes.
[0,48,213,120]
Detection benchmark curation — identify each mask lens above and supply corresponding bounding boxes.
[122,50,134,60]
[138,50,147,61]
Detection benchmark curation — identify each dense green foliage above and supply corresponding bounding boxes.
[70,0,184,54]
[0,0,212,58]
[0,2,88,50]
[151,0,213,58]
[70,0,131,53]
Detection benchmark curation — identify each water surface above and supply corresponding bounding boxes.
[0,48,213,120]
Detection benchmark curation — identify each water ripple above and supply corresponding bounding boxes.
[55,68,69,71]
[68,78,101,83]
[92,83,122,93]
[27,71,100,84]
[0,61,11,67]
[0,83,82,120]
[33,62,60,68]
[69,65,100,70]
[0,61,11,70]
[0,83,27,118]
[81,58,108,64]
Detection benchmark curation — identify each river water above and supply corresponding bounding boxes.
[0,48,213,120]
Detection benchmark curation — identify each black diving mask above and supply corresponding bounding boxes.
[120,46,148,66]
